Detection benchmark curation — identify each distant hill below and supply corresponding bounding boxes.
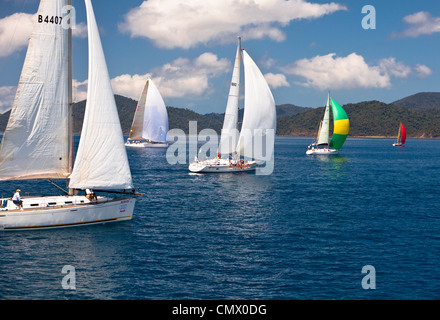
[392,92,440,112]
[1,93,440,137]
[276,104,313,117]
[204,103,311,131]
[277,100,440,138]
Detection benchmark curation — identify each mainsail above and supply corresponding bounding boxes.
[68,0,132,190]
[316,94,330,146]
[128,81,149,140]
[0,0,72,181]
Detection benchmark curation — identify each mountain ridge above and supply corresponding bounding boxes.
[1,92,440,138]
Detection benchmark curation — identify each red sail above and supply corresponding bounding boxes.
[400,123,406,144]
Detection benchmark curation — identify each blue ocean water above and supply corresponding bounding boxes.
[1,136,440,300]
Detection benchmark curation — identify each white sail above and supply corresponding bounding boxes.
[218,39,241,156]
[0,0,72,181]
[69,0,132,190]
[236,50,276,161]
[316,93,330,146]
[142,79,168,143]
[128,81,149,139]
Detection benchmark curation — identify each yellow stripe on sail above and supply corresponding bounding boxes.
[333,119,349,135]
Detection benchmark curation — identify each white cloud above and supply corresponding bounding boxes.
[71,52,230,103]
[110,74,150,100]
[148,52,231,98]
[119,0,347,49]
[396,11,440,38]
[284,53,391,90]
[414,64,433,78]
[0,13,35,57]
[378,57,411,78]
[283,53,432,90]
[72,79,88,103]
[0,86,16,114]
[264,73,290,89]
[72,22,87,39]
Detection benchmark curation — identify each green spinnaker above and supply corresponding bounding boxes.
[329,98,349,150]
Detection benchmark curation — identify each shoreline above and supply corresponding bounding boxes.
[277,134,440,139]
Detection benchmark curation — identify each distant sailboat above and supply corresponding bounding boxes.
[188,37,276,173]
[0,0,139,231]
[306,93,349,155]
[393,123,406,147]
[125,78,169,148]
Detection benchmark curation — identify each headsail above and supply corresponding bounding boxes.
[218,38,241,156]
[0,0,72,181]
[142,79,168,143]
[329,98,349,150]
[69,0,132,190]
[236,50,276,161]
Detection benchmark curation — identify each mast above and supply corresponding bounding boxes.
[67,0,74,194]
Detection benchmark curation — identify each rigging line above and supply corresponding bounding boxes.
[46,180,69,195]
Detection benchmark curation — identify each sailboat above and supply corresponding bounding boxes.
[0,0,139,231]
[306,93,349,155]
[125,78,169,148]
[189,37,276,173]
[393,123,406,147]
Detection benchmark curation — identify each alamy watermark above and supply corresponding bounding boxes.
[361,265,376,289]
[362,5,376,30]
[61,265,76,290]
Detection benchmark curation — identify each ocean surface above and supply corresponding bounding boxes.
[1,136,440,300]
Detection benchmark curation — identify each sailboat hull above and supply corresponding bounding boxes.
[125,142,168,148]
[306,148,338,155]
[0,196,136,231]
[189,159,257,173]
[392,143,404,147]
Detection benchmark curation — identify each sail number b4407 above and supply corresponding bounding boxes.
[38,15,63,25]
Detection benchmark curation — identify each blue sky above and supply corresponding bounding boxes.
[0,0,439,114]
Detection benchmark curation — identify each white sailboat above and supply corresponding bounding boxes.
[0,0,138,231]
[189,37,276,173]
[125,78,169,148]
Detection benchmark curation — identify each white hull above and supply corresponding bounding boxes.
[393,143,404,147]
[189,159,257,173]
[306,148,338,155]
[0,195,135,231]
[125,142,168,148]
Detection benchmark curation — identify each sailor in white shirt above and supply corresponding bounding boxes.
[12,189,23,210]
